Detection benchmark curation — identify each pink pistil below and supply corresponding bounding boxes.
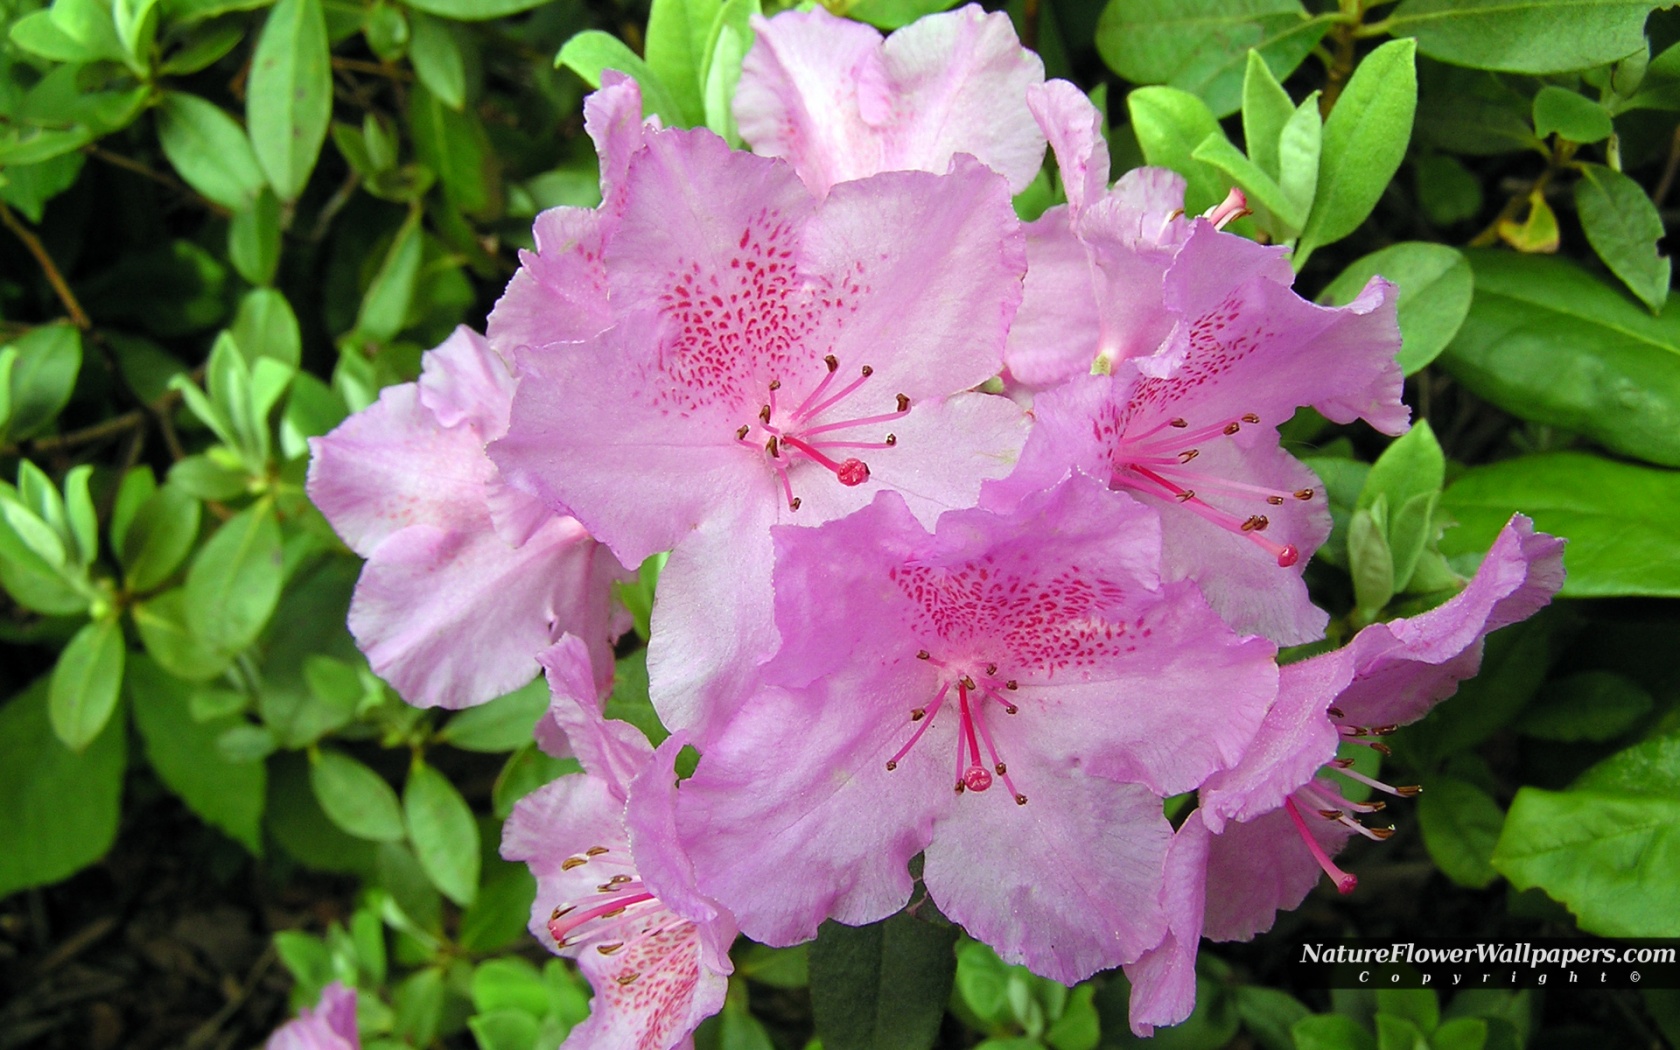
[548,891,658,945]
[1202,188,1251,230]
[1119,464,1299,567]
[737,357,909,508]
[1283,797,1357,894]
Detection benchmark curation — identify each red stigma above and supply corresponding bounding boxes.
[837,459,870,486]
[1276,544,1299,567]
[963,766,993,792]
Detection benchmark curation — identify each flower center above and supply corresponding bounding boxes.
[735,354,910,510]
[883,652,1028,806]
[546,846,690,980]
[1109,412,1314,567]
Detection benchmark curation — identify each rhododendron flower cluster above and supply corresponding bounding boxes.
[303,5,1564,1046]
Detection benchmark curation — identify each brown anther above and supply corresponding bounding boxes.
[1223,422,1241,435]
[1367,801,1388,812]
[1317,809,1345,820]
[769,379,781,391]
[1267,495,1285,506]
[1179,449,1200,463]
[1169,418,1188,428]
[616,973,641,986]
[766,436,779,457]
[607,874,631,886]
[1396,784,1422,797]
[995,763,1007,775]
[910,708,926,722]
[916,650,931,660]
[954,781,966,794]
[759,404,772,424]
[553,905,575,918]
[601,907,626,919]
[1369,825,1396,840]
[824,355,839,372]
[1368,724,1398,736]
[586,846,609,856]
[985,663,998,676]
[598,943,625,955]
[1369,742,1393,756]
[1242,413,1260,424]
[885,760,898,771]
[860,365,874,377]
[1332,758,1354,768]
[885,434,897,446]
[788,496,802,511]
[1005,681,1018,690]
[1166,208,1185,221]
[1014,794,1028,806]
[550,907,563,921]
[1241,515,1269,532]
[1005,705,1018,715]
[895,394,909,412]
[960,675,977,690]
[561,857,587,870]
[1327,706,1346,719]
[1295,488,1316,501]
[1175,490,1196,503]
[736,425,750,440]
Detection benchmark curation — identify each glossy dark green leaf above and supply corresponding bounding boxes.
[1418,774,1504,889]
[1096,0,1327,118]
[1319,243,1472,373]
[1441,252,1680,466]
[1532,86,1613,143]
[48,618,126,751]
[1385,0,1664,76]
[1298,39,1417,262]
[809,912,959,1050]
[184,498,284,652]
[156,92,266,210]
[248,0,332,200]
[311,747,407,842]
[228,190,282,286]
[1440,452,1680,596]
[129,656,265,852]
[1574,163,1670,313]
[120,481,201,592]
[405,760,481,906]
[0,677,127,898]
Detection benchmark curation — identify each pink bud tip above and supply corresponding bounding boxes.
[962,766,993,793]
[837,459,870,486]
[1276,544,1299,567]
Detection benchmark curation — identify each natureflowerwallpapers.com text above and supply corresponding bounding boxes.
[1295,940,1680,988]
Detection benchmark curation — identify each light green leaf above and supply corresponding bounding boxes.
[311,748,407,842]
[701,0,759,143]
[2,323,82,442]
[231,288,303,370]
[1418,774,1505,889]
[1385,0,1666,76]
[114,0,161,69]
[49,618,126,751]
[1192,131,1304,234]
[351,208,423,344]
[1532,85,1613,143]
[1126,85,1231,214]
[228,190,282,286]
[556,30,689,126]
[404,0,548,18]
[408,11,466,110]
[437,676,548,753]
[405,760,481,906]
[408,81,496,214]
[1574,163,1670,313]
[1293,1014,1377,1050]
[120,481,201,592]
[645,0,718,126]
[1318,242,1472,374]
[184,498,283,653]
[1349,503,1395,615]
[1242,48,1295,180]
[248,0,332,201]
[1298,38,1417,263]
[132,589,235,681]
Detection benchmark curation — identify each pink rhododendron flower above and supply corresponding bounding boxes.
[307,326,629,708]
[734,4,1047,196]
[490,119,1029,737]
[268,981,358,1050]
[504,636,737,1050]
[673,477,1276,983]
[1123,516,1565,1035]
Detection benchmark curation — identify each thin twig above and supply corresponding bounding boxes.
[332,55,413,81]
[1652,122,1680,209]
[0,202,91,330]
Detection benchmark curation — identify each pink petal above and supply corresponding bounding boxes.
[417,326,515,436]
[534,636,653,794]
[486,206,613,360]
[1122,817,1211,1036]
[1002,209,1101,392]
[1027,80,1108,216]
[1201,799,1356,943]
[501,774,631,948]
[268,981,359,1050]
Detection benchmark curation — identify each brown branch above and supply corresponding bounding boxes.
[0,202,91,330]
[1653,122,1680,209]
[1320,19,1359,117]
[1021,0,1040,52]
[332,55,413,81]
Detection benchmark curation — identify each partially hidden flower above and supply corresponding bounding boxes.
[503,635,737,1050]
[734,4,1046,197]
[1123,516,1566,1035]
[489,117,1030,739]
[267,981,358,1050]
[672,476,1277,984]
[307,326,629,708]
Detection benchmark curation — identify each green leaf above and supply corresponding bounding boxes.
[9,9,98,62]
[156,92,266,210]
[132,589,235,680]
[1232,986,1310,1050]
[1418,774,1504,889]
[556,30,689,126]
[1293,1013,1377,1050]
[120,481,201,592]
[1349,503,1395,615]
[472,957,551,1016]
[1126,85,1231,214]
[1242,49,1295,179]
[168,453,250,501]
[229,190,282,287]
[1192,131,1305,235]
[404,0,547,18]
[393,967,446,1046]
[1375,1014,1428,1050]
[469,1010,541,1050]
[736,942,810,988]
[311,748,407,842]
[1519,671,1654,742]
[1415,154,1484,226]
[1095,0,1327,118]
[459,857,537,951]
[231,287,303,369]
[808,912,959,1050]
[184,498,284,653]
[351,208,423,344]
[1532,85,1613,143]
[645,0,718,126]
[1385,0,1666,76]
[248,0,332,201]
[407,10,466,110]
[1441,252,1680,466]
[2,323,82,442]
[1440,452,1680,596]
[1377,989,1438,1034]
[701,0,759,143]
[1319,243,1472,374]
[839,0,959,29]
[49,618,126,751]
[62,465,97,567]
[129,656,265,851]
[160,15,246,73]
[409,82,496,215]
[1298,38,1417,263]
[45,0,129,62]
[438,676,547,752]
[115,0,161,67]
[1432,1018,1489,1050]
[0,152,86,224]
[1493,784,1680,936]
[1357,421,1444,593]
[1574,163,1670,313]
[405,760,481,906]
[0,676,127,898]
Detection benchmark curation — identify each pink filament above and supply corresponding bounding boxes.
[1284,797,1357,894]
